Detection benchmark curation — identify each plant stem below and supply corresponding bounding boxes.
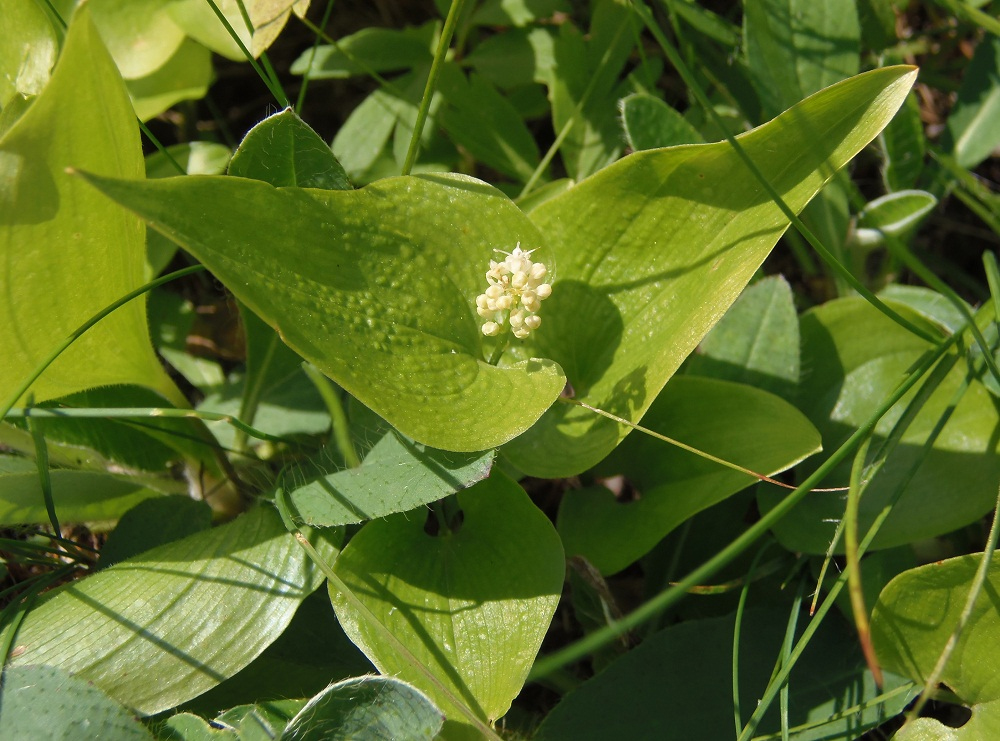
[487,333,510,365]
[302,363,361,468]
[401,0,467,175]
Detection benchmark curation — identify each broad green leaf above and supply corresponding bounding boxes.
[535,608,913,740]
[0,665,152,740]
[438,67,540,182]
[198,368,329,449]
[330,476,564,725]
[464,26,557,90]
[96,496,212,569]
[800,180,852,291]
[857,0,898,50]
[619,92,704,151]
[503,66,918,477]
[0,6,182,407]
[758,297,1000,553]
[216,701,302,738]
[283,676,444,741]
[332,88,403,180]
[744,0,861,117]
[0,0,58,106]
[146,142,232,180]
[289,24,434,79]
[180,589,371,717]
[146,142,232,276]
[90,0,186,80]
[16,385,219,474]
[126,38,213,122]
[283,432,494,527]
[879,91,925,192]
[4,506,332,715]
[549,0,637,179]
[160,713,237,739]
[77,171,567,452]
[470,0,570,26]
[0,455,164,525]
[167,0,310,60]
[229,108,351,189]
[852,189,937,248]
[685,275,799,398]
[942,35,1000,169]
[560,376,820,575]
[149,290,228,392]
[878,284,968,335]
[872,554,1000,739]
[198,305,329,450]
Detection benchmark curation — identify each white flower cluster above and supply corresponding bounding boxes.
[475,243,552,339]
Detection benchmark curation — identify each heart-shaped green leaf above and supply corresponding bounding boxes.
[329,475,564,726]
[0,5,182,407]
[228,108,351,190]
[503,65,917,477]
[560,376,821,575]
[872,554,1000,740]
[3,506,331,715]
[758,297,1000,553]
[77,171,566,452]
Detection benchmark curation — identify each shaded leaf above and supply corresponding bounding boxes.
[941,35,1000,169]
[290,24,434,79]
[744,0,861,117]
[619,92,704,151]
[879,92,925,192]
[0,455,164,525]
[96,496,212,569]
[535,608,913,740]
[758,297,1000,553]
[562,376,820,575]
[126,38,213,122]
[470,0,570,27]
[0,665,152,740]
[685,275,799,398]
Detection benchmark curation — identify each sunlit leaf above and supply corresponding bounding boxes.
[77,170,567,452]
[3,506,332,715]
[503,66,917,477]
[330,476,564,726]
[0,6,183,406]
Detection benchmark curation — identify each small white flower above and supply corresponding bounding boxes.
[476,242,552,340]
